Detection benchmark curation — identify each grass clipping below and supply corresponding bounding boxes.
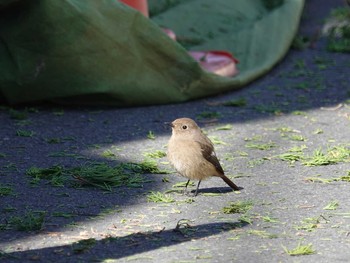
[26,160,169,191]
[279,145,350,166]
[283,242,315,256]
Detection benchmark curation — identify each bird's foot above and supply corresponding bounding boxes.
[183,189,198,197]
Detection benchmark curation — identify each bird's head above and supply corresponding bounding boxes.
[169,118,201,138]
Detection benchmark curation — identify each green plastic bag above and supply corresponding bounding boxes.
[0,0,304,106]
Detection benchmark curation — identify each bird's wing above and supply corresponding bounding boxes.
[196,140,225,175]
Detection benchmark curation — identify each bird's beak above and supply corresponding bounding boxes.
[164,121,174,129]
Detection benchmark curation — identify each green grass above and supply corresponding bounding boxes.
[275,126,296,133]
[222,200,253,214]
[52,109,64,116]
[292,111,307,116]
[329,7,350,19]
[295,216,327,232]
[222,98,247,107]
[197,111,221,119]
[326,7,350,53]
[303,148,336,166]
[238,214,253,225]
[253,104,282,114]
[45,138,62,144]
[208,136,227,145]
[304,176,333,184]
[2,205,17,213]
[1,162,18,173]
[289,135,307,141]
[9,210,46,231]
[247,158,266,168]
[283,242,315,256]
[26,160,167,191]
[323,200,339,210]
[147,131,156,140]
[313,56,335,70]
[143,150,167,159]
[262,215,279,223]
[147,191,175,203]
[47,151,81,158]
[125,256,155,261]
[247,230,278,239]
[9,109,28,120]
[202,193,223,197]
[174,219,197,236]
[313,129,324,135]
[135,159,171,174]
[292,34,310,50]
[16,129,35,137]
[0,224,9,231]
[339,172,350,182]
[244,135,262,141]
[327,32,350,53]
[279,145,350,166]
[294,82,309,90]
[226,151,248,159]
[293,58,306,69]
[289,145,308,152]
[278,145,307,163]
[70,162,154,190]
[245,142,276,150]
[26,165,66,186]
[172,181,195,188]
[52,212,76,218]
[305,171,350,184]
[278,152,304,163]
[71,238,96,254]
[0,184,14,196]
[101,149,117,158]
[302,146,350,166]
[26,165,64,179]
[215,124,233,130]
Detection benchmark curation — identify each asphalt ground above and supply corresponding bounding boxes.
[1,0,350,262]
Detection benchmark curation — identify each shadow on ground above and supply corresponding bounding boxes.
[1,221,247,262]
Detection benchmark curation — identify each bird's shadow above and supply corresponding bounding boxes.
[193,186,244,195]
[168,186,244,196]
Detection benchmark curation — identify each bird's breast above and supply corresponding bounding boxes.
[167,138,216,180]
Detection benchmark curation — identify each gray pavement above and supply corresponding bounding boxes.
[1,0,350,262]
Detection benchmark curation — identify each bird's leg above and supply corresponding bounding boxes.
[194,180,201,196]
[183,179,191,195]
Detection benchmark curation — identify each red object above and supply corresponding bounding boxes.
[118,1,238,77]
[119,0,149,17]
[189,51,239,77]
[162,28,177,40]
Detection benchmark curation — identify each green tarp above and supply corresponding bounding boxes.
[0,0,304,106]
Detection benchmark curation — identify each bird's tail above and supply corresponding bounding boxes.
[220,174,240,191]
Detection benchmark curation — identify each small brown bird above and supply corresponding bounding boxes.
[167,118,240,196]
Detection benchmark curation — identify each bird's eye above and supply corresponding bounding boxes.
[182,125,188,130]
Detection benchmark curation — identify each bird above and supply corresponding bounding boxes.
[167,117,240,196]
